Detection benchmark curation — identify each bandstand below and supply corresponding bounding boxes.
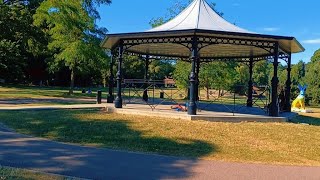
[101,0,304,117]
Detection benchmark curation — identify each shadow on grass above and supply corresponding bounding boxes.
[290,115,320,126]
[0,109,215,179]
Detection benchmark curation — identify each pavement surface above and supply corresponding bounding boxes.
[0,125,319,180]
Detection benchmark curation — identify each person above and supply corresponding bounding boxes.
[87,88,92,94]
[171,103,187,112]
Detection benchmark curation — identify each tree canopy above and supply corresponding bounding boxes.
[33,0,111,93]
[305,51,320,103]
[0,0,44,82]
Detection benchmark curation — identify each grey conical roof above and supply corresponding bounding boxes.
[148,0,250,33]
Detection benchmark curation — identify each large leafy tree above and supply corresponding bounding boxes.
[123,55,145,79]
[122,57,175,81]
[253,61,270,86]
[311,49,320,63]
[276,61,306,97]
[149,60,175,80]
[288,60,306,97]
[33,0,111,94]
[199,62,237,98]
[173,61,191,90]
[173,61,238,98]
[0,0,45,82]
[305,50,320,103]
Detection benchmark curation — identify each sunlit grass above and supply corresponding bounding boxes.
[0,109,319,166]
[0,85,101,99]
[0,85,271,109]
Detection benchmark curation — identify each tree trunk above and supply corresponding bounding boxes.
[103,75,106,88]
[206,86,209,100]
[69,68,75,95]
[218,89,221,98]
[205,78,210,100]
[204,78,210,100]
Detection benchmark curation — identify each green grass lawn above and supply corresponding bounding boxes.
[0,85,267,108]
[0,85,100,106]
[0,84,265,106]
[291,108,320,126]
[0,85,101,99]
[0,166,76,180]
[0,109,319,166]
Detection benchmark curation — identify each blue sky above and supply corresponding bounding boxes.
[97,0,320,64]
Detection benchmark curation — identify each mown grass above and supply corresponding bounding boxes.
[0,85,100,99]
[0,109,319,166]
[290,108,320,126]
[0,166,77,180]
[0,85,266,107]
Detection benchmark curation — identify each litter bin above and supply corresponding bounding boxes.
[97,90,102,104]
[160,92,164,99]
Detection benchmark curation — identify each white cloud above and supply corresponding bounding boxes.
[302,39,320,44]
[262,27,279,32]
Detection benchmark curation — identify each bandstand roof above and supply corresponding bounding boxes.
[101,0,304,60]
[147,0,250,33]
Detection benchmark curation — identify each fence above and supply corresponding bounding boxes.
[118,79,271,115]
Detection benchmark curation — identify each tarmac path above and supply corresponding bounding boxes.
[0,125,319,180]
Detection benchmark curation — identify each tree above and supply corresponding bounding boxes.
[33,0,111,94]
[274,60,306,98]
[253,61,270,86]
[235,64,249,83]
[311,49,320,63]
[173,61,190,90]
[121,56,175,82]
[289,60,306,97]
[123,55,144,79]
[0,0,45,82]
[305,50,320,103]
[199,62,237,98]
[0,0,58,85]
[149,60,175,80]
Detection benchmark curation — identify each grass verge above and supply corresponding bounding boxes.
[0,109,319,166]
[0,166,77,180]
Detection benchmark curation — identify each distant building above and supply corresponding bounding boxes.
[164,77,175,87]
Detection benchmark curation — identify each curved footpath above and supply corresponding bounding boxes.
[0,125,319,180]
